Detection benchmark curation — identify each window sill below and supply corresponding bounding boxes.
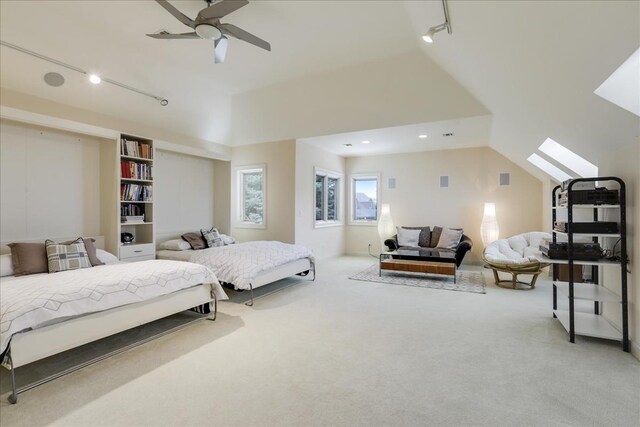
[348,221,378,227]
[235,222,266,229]
[314,221,343,229]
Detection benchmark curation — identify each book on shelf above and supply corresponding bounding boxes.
[121,138,153,160]
[120,183,153,202]
[120,161,153,180]
[120,203,145,216]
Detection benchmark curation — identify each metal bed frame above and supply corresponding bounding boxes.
[243,258,316,306]
[3,283,218,404]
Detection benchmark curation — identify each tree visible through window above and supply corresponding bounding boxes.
[237,166,265,226]
[315,167,342,225]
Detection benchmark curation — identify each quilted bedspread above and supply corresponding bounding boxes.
[189,241,315,290]
[0,260,227,355]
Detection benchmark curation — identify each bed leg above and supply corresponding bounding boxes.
[245,284,254,307]
[7,348,17,404]
[207,291,218,321]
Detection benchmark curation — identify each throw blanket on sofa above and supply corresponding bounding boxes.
[190,241,315,290]
[0,260,227,356]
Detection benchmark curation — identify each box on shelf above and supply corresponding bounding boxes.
[121,215,145,224]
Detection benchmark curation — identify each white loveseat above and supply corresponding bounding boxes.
[482,232,551,289]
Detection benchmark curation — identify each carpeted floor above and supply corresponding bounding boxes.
[0,256,638,426]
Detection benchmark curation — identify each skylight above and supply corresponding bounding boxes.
[538,138,598,178]
[527,154,573,182]
[594,48,640,117]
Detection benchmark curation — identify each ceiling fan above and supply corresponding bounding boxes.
[147,0,270,64]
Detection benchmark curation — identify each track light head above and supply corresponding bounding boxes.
[422,28,436,43]
[421,0,452,44]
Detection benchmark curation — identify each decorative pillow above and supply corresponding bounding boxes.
[201,228,223,248]
[159,239,192,251]
[62,238,104,266]
[8,242,48,276]
[220,234,236,245]
[45,238,92,273]
[436,228,464,250]
[0,254,14,277]
[400,226,431,247]
[430,226,443,248]
[181,232,206,250]
[96,249,119,265]
[396,227,421,247]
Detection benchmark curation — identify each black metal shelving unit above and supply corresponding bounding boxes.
[546,177,629,352]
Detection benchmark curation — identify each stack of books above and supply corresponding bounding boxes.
[121,138,153,159]
[121,183,153,202]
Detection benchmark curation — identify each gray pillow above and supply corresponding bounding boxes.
[62,238,103,266]
[430,226,443,248]
[201,227,223,248]
[181,232,206,250]
[397,227,421,247]
[8,242,48,276]
[401,226,431,247]
[436,228,464,250]
[45,238,92,273]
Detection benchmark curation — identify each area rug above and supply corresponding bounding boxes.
[349,265,486,294]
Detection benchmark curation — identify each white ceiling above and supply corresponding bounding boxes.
[1,0,638,180]
[300,115,492,157]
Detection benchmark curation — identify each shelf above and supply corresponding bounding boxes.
[120,200,153,204]
[121,178,153,183]
[121,155,153,163]
[552,204,620,209]
[552,231,621,238]
[121,222,153,226]
[534,254,621,266]
[554,282,621,302]
[553,310,622,341]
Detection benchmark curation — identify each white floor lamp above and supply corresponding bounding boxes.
[480,202,499,247]
[378,204,395,250]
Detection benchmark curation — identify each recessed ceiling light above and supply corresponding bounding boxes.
[43,72,65,87]
[361,140,370,144]
[88,74,101,84]
[418,134,428,139]
[343,143,352,147]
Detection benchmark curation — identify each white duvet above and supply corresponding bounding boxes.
[189,241,315,290]
[0,260,227,356]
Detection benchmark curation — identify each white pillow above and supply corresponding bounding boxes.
[95,249,120,265]
[159,239,192,251]
[397,227,421,247]
[220,234,236,245]
[0,254,14,277]
[436,228,464,249]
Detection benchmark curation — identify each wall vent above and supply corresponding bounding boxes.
[440,176,449,188]
[388,178,396,189]
[500,173,510,186]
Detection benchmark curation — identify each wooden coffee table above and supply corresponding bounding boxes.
[379,248,457,283]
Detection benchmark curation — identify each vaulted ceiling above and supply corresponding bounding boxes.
[1,1,638,179]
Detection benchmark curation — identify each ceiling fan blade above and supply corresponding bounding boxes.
[147,31,200,39]
[154,0,195,28]
[198,0,249,20]
[214,36,229,63]
[221,23,270,51]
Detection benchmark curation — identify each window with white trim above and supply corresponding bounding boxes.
[314,167,343,227]
[237,165,266,228]
[349,173,380,224]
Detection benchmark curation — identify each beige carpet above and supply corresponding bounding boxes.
[0,256,638,426]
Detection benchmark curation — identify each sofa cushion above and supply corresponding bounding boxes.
[436,228,464,249]
[397,227,421,247]
[430,226,443,248]
[399,226,431,247]
[484,232,551,265]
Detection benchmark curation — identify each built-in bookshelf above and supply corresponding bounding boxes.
[117,134,155,261]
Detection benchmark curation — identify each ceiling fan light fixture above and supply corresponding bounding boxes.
[195,23,222,40]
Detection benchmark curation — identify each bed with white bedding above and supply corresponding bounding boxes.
[0,259,227,403]
[157,240,315,305]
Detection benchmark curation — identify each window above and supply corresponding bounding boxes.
[538,138,598,178]
[349,173,380,224]
[236,165,266,228]
[314,167,342,227]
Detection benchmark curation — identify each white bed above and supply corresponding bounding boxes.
[157,240,315,306]
[0,241,228,404]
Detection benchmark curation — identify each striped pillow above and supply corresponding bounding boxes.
[200,228,223,248]
[45,238,92,273]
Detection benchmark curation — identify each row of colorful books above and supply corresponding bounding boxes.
[121,138,153,159]
[121,161,153,180]
[120,183,153,202]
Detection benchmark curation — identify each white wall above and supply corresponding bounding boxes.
[344,147,543,264]
[599,141,639,359]
[0,119,108,241]
[154,150,216,241]
[295,142,346,260]
[230,140,296,243]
